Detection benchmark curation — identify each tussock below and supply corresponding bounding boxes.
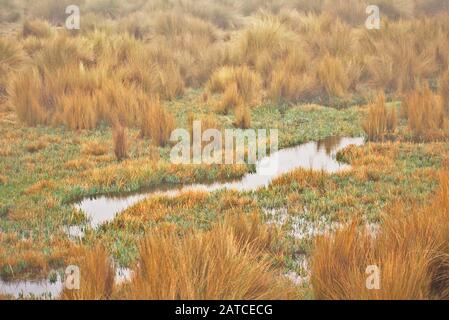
[311,171,449,300]
[61,245,115,300]
[123,214,296,300]
[362,92,397,141]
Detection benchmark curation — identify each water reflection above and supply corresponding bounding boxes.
[0,268,132,299]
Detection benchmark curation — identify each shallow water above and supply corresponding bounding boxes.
[0,277,63,300]
[76,136,365,228]
[0,268,132,299]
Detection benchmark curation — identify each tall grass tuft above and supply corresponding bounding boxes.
[123,214,296,300]
[362,92,397,141]
[61,245,115,300]
[9,69,48,126]
[22,19,52,39]
[140,97,176,147]
[113,123,128,161]
[311,171,449,300]
[234,105,252,129]
[317,55,348,98]
[208,66,262,110]
[402,84,445,140]
[0,37,25,104]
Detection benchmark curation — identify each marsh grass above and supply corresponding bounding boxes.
[311,171,449,300]
[113,124,128,161]
[140,97,175,147]
[362,92,397,141]
[22,19,52,39]
[61,245,115,300]
[123,213,296,300]
[234,105,252,129]
[402,84,446,141]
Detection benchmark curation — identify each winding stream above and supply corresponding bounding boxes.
[76,136,365,228]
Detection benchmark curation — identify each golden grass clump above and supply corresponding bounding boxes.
[140,97,176,147]
[123,215,296,300]
[311,171,449,300]
[0,37,25,104]
[81,140,108,156]
[0,175,7,185]
[234,105,252,129]
[9,33,185,130]
[9,69,48,126]
[402,84,445,140]
[317,54,348,98]
[362,92,397,141]
[214,83,242,114]
[231,15,297,75]
[22,19,52,39]
[208,66,262,109]
[113,124,129,161]
[61,245,115,300]
[269,49,317,103]
[187,112,221,138]
[362,19,440,93]
[222,211,282,256]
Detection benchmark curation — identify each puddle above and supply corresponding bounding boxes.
[0,268,133,300]
[76,136,365,228]
[0,277,63,300]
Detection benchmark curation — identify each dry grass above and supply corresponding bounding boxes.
[187,112,221,138]
[81,141,108,156]
[234,105,252,129]
[0,37,25,103]
[123,214,296,300]
[311,171,449,300]
[0,175,7,185]
[140,97,176,147]
[4,2,449,124]
[25,140,48,153]
[61,245,115,300]
[269,48,317,103]
[22,20,52,39]
[402,84,446,141]
[24,180,55,195]
[317,55,348,98]
[362,92,397,141]
[9,69,47,126]
[113,124,128,161]
[208,66,262,111]
[214,83,242,114]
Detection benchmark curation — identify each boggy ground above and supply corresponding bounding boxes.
[1,0,449,300]
[1,88,448,299]
[0,89,364,280]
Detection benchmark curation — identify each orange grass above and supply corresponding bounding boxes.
[123,216,297,300]
[139,97,175,147]
[402,84,446,141]
[113,124,128,161]
[362,92,397,141]
[61,245,115,300]
[311,171,449,300]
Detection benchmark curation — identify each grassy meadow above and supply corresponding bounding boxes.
[1,0,449,300]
